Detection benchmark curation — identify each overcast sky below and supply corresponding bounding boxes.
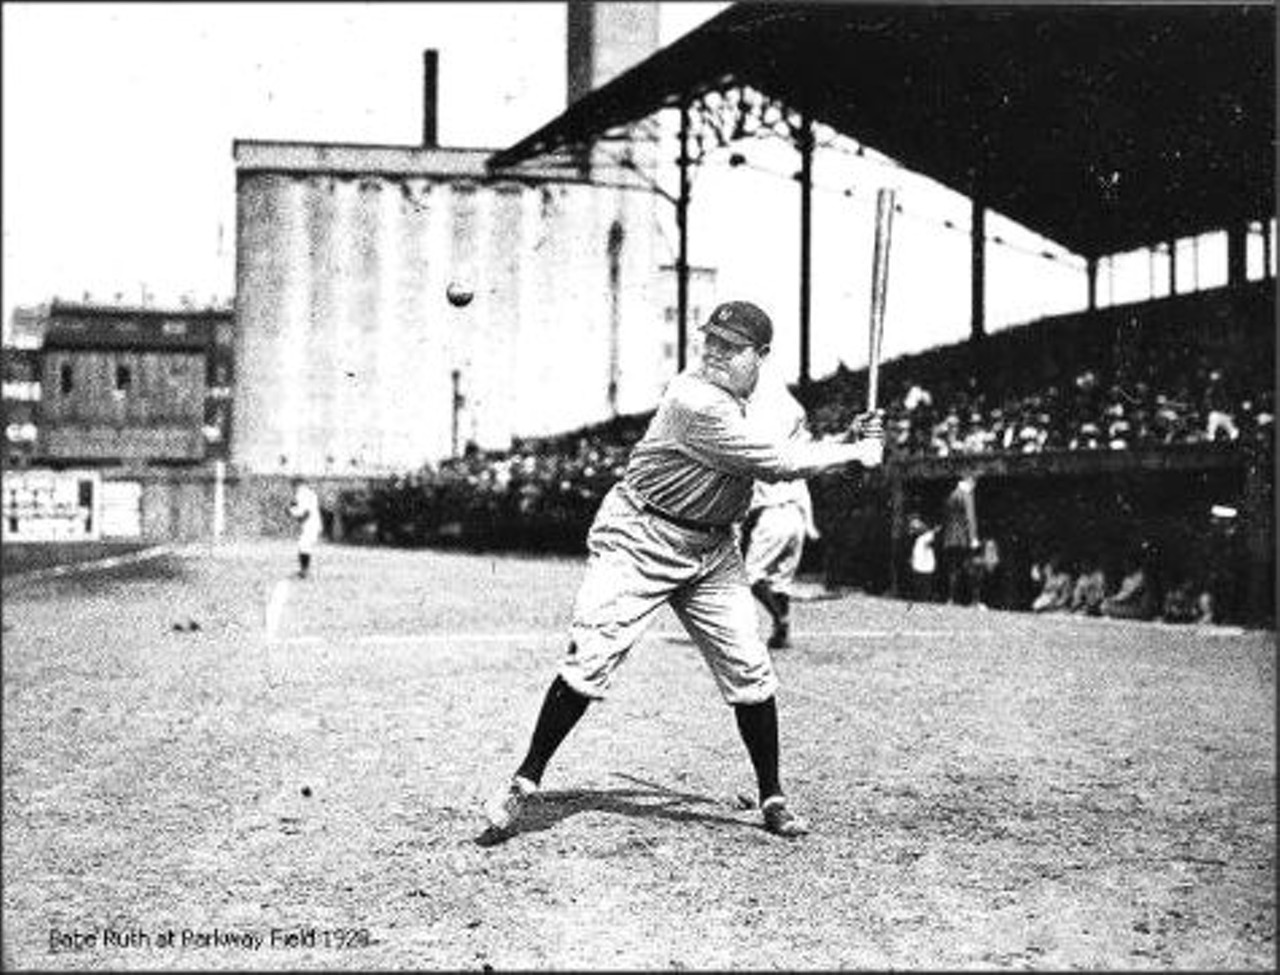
[1,2,727,331]
[5,1,1124,375]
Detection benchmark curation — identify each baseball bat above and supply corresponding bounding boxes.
[867,187,896,412]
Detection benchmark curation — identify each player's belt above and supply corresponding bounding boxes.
[641,501,726,533]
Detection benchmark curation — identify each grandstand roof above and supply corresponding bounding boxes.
[490,2,1275,259]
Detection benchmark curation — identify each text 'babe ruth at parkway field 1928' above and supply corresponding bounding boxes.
[481,299,885,842]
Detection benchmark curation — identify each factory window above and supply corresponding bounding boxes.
[59,364,74,395]
[115,364,132,392]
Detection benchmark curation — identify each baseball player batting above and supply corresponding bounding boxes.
[482,300,884,841]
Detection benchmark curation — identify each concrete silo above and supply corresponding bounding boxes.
[232,144,666,476]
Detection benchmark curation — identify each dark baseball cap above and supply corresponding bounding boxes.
[700,300,772,349]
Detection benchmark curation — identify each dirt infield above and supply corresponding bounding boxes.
[2,539,1274,970]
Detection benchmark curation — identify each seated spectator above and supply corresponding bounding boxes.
[1070,421,1103,451]
[1105,401,1133,449]
[1254,409,1274,446]
[1069,563,1107,616]
[1162,577,1209,625]
[1193,589,1219,626]
[1149,395,1180,443]
[1031,556,1074,613]
[1238,393,1275,446]
[903,383,932,412]
[1101,556,1157,621]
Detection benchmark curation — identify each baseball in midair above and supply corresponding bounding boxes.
[446,280,475,308]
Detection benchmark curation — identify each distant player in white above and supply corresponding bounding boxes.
[288,478,321,579]
[483,300,884,841]
[742,373,821,650]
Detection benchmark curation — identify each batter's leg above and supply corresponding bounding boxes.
[768,592,791,649]
[514,671,591,786]
[751,579,783,624]
[734,697,809,838]
[733,696,781,802]
[485,671,592,835]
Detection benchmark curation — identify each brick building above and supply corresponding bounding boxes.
[2,299,234,468]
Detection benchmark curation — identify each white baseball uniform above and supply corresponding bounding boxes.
[743,382,817,596]
[290,482,321,556]
[559,368,878,705]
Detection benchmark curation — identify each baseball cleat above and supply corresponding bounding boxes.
[484,775,539,833]
[761,795,810,838]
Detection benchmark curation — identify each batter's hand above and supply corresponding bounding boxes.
[845,409,885,443]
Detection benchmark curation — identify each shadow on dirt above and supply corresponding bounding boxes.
[474,778,748,847]
[3,550,188,597]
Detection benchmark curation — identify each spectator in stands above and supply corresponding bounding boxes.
[1100,548,1157,621]
[1149,394,1181,444]
[1031,555,1074,613]
[1252,404,1274,446]
[901,381,936,454]
[1161,576,1207,625]
[906,513,937,602]
[971,535,1001,609]
[1203,369,1239,443]
[1070,420,1104,451]
[1196,503,1243,625]
[1237,390,1273,446]
[939,473,981,605]
[1105,400,1132,450]
[1069,560,1107,616]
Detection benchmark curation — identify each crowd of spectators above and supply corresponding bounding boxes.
[341,292,1270,626]
[1029,548,1223,626]
[808,356,1273,460]
[354,346,1270,549]
[346,421,647,552]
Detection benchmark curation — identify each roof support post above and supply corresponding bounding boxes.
[1227,220,1248,287]
[676,102,692,372]
[969,194,987,394]
[970,195,986,344]
[797,116,814,390]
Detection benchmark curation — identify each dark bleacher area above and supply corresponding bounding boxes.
[340,282,1274,625]
[803,281,1273,458]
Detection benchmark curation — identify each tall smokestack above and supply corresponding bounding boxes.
[566,3,658,106]
[566,4,595,106]
[423,49,439,147]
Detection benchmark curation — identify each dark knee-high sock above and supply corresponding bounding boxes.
[734,696,782,803]
[514,671,591,786]
[751,580,781,623]
[775,592,790,624]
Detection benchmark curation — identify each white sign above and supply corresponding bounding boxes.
[1,469,101,542]
[100,481,143,538]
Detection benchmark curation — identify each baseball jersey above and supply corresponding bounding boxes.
[623,369,874,527]
[746,379,816,516]
[290,483,322,546]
